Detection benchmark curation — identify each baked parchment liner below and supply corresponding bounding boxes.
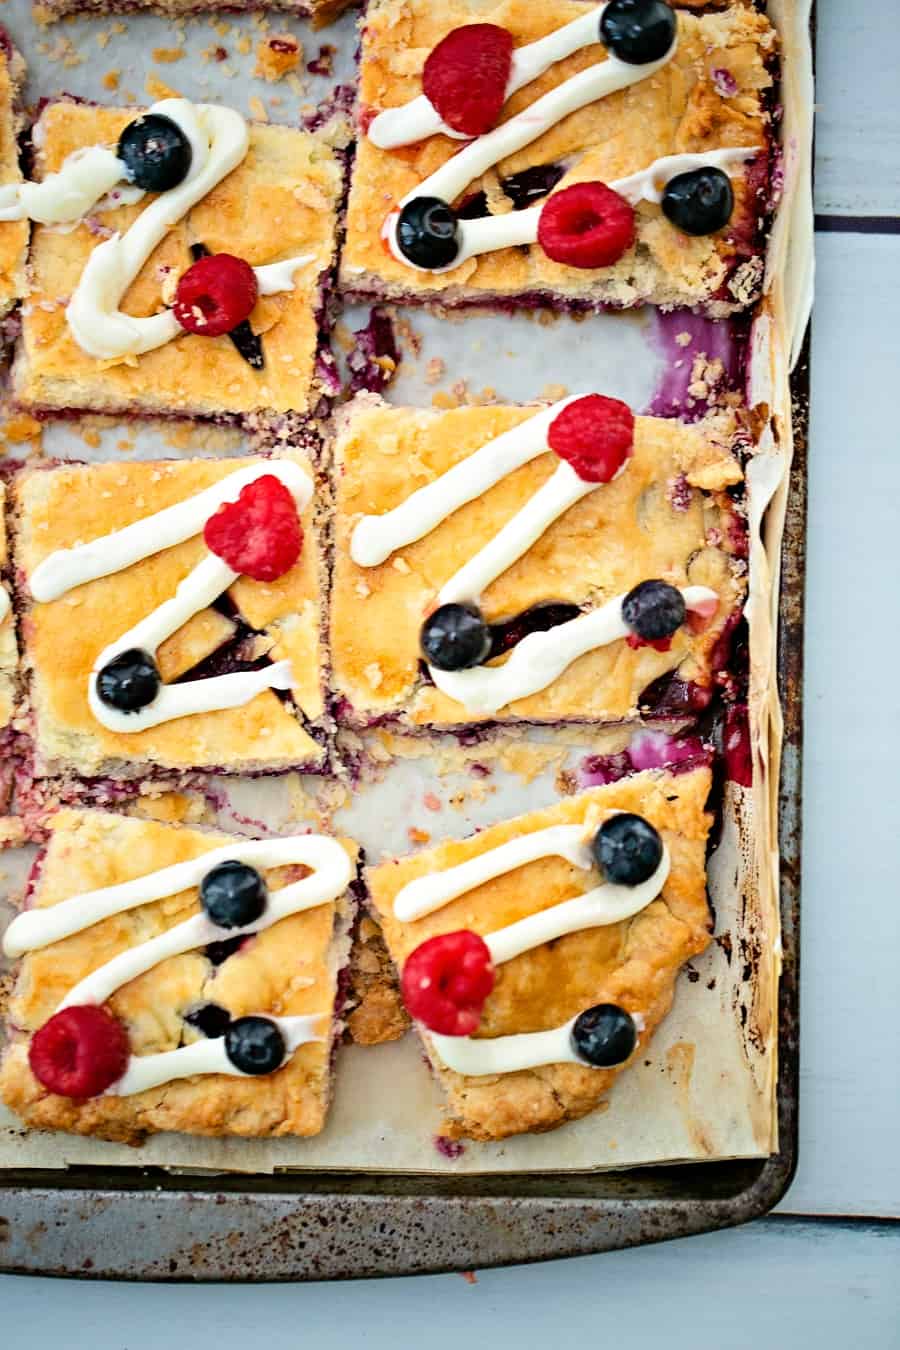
[0,0,811,1173]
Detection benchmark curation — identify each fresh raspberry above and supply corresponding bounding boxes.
[204,474,303,582]
[547,394,635,483]
[173,253,259,337]
[423,23,514,138]
[538,181,635,269]
[401,930,495,1036]
[29,1005,129,1098]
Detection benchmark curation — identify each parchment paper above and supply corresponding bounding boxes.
[0,0,813,1173]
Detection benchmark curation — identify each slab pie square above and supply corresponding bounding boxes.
[12,453,329,780]
[0,808,358,1141]
[14,102,344,419]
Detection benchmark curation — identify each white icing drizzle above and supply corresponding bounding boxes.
[0,587,9,623]
[107,1013,326,1097]
[0,100,315,362]
[27,459,313,734]
[399,146,762,274]
[431,1016,585,1076]
[430,584,717,715]
[394,824,593,922]
[439,461,597,605]
[432,1011,646,1077]
[378,5,679,271]
[398,821,666,1076]
[4,833,353,960]
[350,397,577,568]
[369,7,607,151]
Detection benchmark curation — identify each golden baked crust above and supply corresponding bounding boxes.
[330,396,746,727]
[14,103,344,418]
[0,808,358,1141]
[367,766,713,1140]
[341,1,775,313]
[14,454,328,778]
[345,913,410,1045]
[35,0,352,23]
[0,483,17,731]
[0,44,28,318]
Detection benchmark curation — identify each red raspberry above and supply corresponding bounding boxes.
[29,1005,129,1098]
[173,253,259,337]
[548,394,635,483]
[204,474,303,582]
[401,930,495,1036]
[538,181,635,269]
[423,23,514,138]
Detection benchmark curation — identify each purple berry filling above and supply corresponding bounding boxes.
[347,308,399,395]
[458,163,567,219]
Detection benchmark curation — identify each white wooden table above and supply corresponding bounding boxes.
[3,1,898,1337]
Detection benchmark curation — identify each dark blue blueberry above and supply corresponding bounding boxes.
[600,0,676,65]
[118,113,193,192]
[396,197,460,269]
[661,167,735,236]
[592,813,663,886]
[622,579,686,641]
[184,1003,232,1039]
[96,648,160,713]
[224,1016,286,1075]
[421,603,491,672]
[200,860,267,930]
[572,1004,637,1067]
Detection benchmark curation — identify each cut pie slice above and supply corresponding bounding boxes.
[330,393,747,731]
[367,765,714,1141]
[11,452,330,794]
[341,1,776,314]
[0,808,358,1142]
[0,30,28,319]
[11,99,345,421]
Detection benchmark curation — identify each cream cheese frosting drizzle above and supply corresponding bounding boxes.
[431,1011,646,1077]
[3,833,353,960]
[28,460,313,734]
[350,398,577,569]
[394,146,761,275]
[108,1013,326,1097]
[0,100,315,362]
[430,585,717,715]
[0,587,9,623]
[394,820,665,1075]
[369,7,610,151]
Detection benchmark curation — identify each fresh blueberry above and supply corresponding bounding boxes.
[592,812,664,886]
[96,648,160,713]
[421,603,491,672]
[118,113,193,192]
[396,197,460,269]
[224,1016,286,1075]
[622,579,686,641]
[200,860,267,930]
[572,1003,637,1067]
[600,0,676,65]
[184,1003,232,1039]
[661,166,735,235]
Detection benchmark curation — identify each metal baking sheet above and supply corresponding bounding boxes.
[0,0,811,1275]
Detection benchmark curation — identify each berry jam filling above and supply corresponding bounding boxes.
[579,731,711,788]
[458,164,567,219]
[347,308,399,395]
[205,935,248,967]
[184,1003,232,1039]
[486,602,581,659]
